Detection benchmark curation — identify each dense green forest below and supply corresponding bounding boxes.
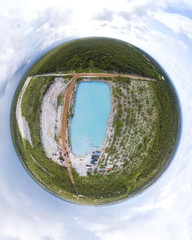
[29,37,162,79]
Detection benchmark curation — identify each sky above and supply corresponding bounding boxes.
[0,0,192,239]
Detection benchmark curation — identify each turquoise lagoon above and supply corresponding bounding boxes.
[70,81,111,156]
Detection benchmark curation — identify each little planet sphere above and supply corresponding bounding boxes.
[11,37,181,205]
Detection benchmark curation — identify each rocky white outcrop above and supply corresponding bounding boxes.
[40,77,69,164]
[16,77,33,146]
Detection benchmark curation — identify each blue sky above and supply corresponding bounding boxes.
[0,0,192,239]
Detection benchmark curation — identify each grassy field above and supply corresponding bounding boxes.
[11,37,181,205]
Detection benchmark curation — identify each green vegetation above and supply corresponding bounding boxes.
[21,76,55,146]
[57,92,64,108]
[28,37,163,79]
[11,37,181,205]
[99,77,158,172]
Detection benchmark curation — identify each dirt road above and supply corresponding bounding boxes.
[59,72,158,187]
[73,72,158,81]
[60,74,78,186]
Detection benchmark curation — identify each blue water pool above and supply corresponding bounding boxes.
[70,81,111,156]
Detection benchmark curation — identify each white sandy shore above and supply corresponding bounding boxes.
[40,77,69,164]
[69,152,92,176]
[16,76,33,146]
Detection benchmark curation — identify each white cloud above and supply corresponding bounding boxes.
[0,177,68,240]
[0,5,76,96]
[165,0,192,9]
[154,11,192,41]
[93,8,115,22]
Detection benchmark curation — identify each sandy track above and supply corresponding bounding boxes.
[59,72,158,187]
[74,72,158,81]
[59,74,78,186]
